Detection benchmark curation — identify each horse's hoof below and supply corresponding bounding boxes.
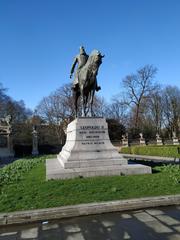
[96,86,101,91]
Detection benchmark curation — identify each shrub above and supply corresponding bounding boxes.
[0,156,46,186]
[120,145,180,158]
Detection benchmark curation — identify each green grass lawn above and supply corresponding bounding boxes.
[0,155,180,213]
[120,145,180,158]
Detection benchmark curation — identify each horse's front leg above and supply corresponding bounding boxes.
[90,89,95,117]
[73,90,77,117]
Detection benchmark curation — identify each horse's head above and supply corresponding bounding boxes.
[88,50,104,67]
[89,50,105,65]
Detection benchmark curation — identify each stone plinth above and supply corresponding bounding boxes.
[156,133,163,145]
[0,148,14,159]
[46,158,151,179]
[0,127,14,160]
[139,139,146,145]
[122,134,128,147]
[173,138,179,145]
[122,139,128,147]
[172,132,179,145]
[46,118,151,179]
[139,133,146,146]
[156,139,163,145]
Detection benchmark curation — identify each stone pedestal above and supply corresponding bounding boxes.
[46,118,151,179]
[58,118,127,168]
[0,127,14,160]
[0,148,14,159]
[139,133,146,146]
[156,139,163,145]
[156,134,163,145]
[173,138,179,145]
[122,134,128,147]
[172,132,179,145]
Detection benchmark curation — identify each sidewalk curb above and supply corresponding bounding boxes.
[0,195,180,226]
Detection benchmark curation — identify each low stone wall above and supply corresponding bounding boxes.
[0,195,180,226]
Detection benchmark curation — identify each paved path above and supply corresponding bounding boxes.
[122,153,180,164]
[0,206,180,239]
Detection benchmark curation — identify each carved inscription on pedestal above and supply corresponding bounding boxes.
[79,125,106,145]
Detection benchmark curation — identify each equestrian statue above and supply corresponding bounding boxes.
[70,46,104,117]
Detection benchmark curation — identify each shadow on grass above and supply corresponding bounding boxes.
[128,159,176,173]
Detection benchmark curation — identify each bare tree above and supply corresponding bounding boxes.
[36,84,74,144]
[91,96,108,117]
[36,84,74,124]
[106,98,128,126]
[0,83,8,117]
[0,82,31,121]
[122,65,157,128]
[144,86,164,133]
[162,86,180,137]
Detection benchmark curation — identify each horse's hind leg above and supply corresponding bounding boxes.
[90,89,95,117]
[74,90,80,118]
[80,89,85,117]
[83,92,89,116]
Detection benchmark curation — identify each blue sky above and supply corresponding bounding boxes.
[0,0,180,110]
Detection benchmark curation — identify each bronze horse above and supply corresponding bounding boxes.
[73,50,104,117]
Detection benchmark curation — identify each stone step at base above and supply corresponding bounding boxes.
[46,158,151,180]
[58,157,128,169]
[58,148,122,162]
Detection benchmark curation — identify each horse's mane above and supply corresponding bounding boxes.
[85,50,100,67]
